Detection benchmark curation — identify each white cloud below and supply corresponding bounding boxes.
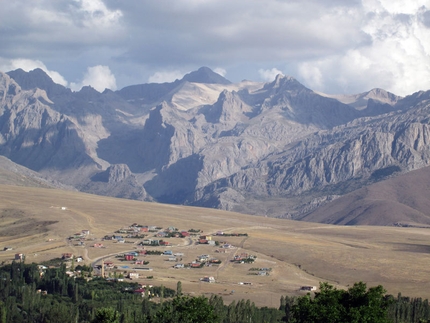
[148,70,184,83]
[258,68,284,82]
[297,2,430,95]
[214,67,227,77]
[70,65,117,92]
[73,0,123,28]
[0,58,68,86]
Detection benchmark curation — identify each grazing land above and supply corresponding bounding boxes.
[0,184,430,307]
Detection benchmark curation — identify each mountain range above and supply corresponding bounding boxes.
[1,66,430,226]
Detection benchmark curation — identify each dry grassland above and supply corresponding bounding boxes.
[0,184,429,307]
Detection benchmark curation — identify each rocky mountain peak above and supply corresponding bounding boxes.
[265,74,307,92]
[7,68,70,98]
[182,66,231,85]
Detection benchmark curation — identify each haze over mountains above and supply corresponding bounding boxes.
[1,66,430,226]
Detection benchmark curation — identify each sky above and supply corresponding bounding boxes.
[0,0,429,96]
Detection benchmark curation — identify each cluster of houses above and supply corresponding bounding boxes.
[188,254,222,269]
[232,253,256,264]
[68,229,91,246]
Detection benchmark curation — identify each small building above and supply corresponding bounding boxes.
[62,253,73,260]
[300,286,317,291]
[128,272,139,279]
[174,263,184,269]
[163,250,173,256]
[65,271,75,277]
[197,254,210,261]
[168,257,177,262]
[125,254,134,261]
[134,288,146,296]
[180,231,190,237]
[104,262,114,269]
[208,240,216,246]
[94,243,104,248]
[15,253,24,261]
[82,230,90,235]
[3,247,12,251]
[201,276,215,283]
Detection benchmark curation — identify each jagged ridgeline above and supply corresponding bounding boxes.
[1,67,430,225]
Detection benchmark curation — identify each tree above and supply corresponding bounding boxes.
[153,295,219,323]
[176,281,182,296]
[290,282,391,323]
[91,307,120,323]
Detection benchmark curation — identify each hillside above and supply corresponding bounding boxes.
[299,166,430,226]
[1,184,430,306]
[0,155,72,189]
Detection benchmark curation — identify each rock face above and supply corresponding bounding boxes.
[2,66,430,225]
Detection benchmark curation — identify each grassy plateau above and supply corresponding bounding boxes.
[0,184,429,307]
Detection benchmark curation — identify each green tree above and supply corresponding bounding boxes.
[290,282,391,323]
[154,295,219,323]
[176,281,182,296]
[91,307,120,323]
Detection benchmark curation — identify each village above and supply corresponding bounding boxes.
[34,223,280,297]
[3,220,319,303]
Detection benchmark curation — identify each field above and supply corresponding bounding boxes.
[0,184,430,307]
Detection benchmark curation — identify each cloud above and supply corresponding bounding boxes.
[258,68,284,82]
[1,1,430,94]
[70,65,117,92]
[0,0,125,61]
[148,70,184,83]
[214,67,227,77]
[71,0,123,28]
[297,2,430,95]
[0,58,68,86]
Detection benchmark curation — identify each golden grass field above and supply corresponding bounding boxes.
[0,184,430,307]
